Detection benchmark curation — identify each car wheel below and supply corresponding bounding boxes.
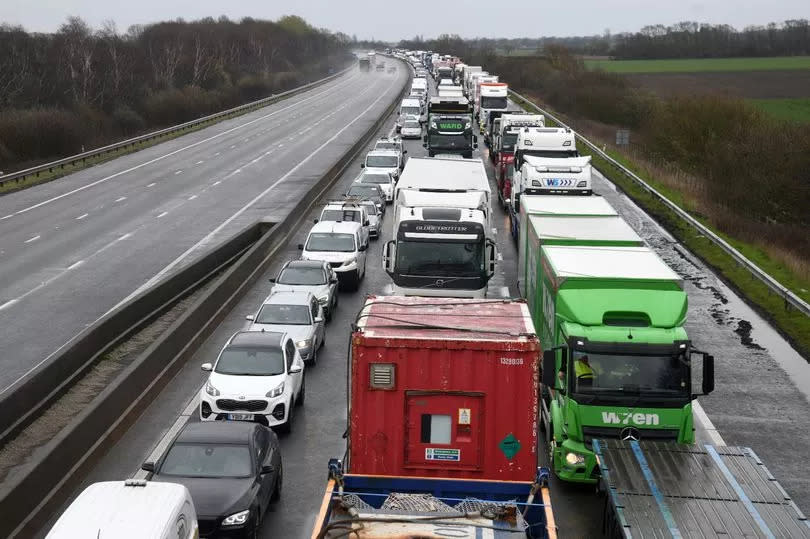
[306,346,317,367]
[325,306,332,323]
[296,376,305,406]
[319,331,326,349]
[271,464,283,503]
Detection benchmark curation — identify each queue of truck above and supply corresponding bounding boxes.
[45,50,810,539]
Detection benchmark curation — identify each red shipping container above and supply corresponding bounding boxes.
[348,296,540,481]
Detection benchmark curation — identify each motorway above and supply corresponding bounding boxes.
[0,65,409,393]
[20,66,810,537]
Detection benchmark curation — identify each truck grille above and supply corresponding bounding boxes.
[216,399,267,412]
[583,426,679,444]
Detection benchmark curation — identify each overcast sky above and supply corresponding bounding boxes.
[2,0,807,39]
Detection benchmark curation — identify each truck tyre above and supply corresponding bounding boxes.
[464,151,473,159]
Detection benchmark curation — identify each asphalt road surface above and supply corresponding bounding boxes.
[33,75,810,538]
[0,66,409,394]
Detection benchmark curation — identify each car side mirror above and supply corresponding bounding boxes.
[245,314,255,321]
[201,362,213,372]
[364,220,370,226]
[298,244,304,250]
[360,163,365,168]
[542,350,557,389]
[141,461,156,473]
[313,218,319,224]
[403,150,408,154]
[269,277,276,283]
[358,244,367,252]
[289,364,303,374]
[314,316,324,323]
[261,464,275,475]
[330,278,338,284]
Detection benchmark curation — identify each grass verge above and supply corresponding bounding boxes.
[584,56,810,73]
[749,98,810,124]
[512,92,810,359]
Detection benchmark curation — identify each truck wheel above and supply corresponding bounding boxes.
[428,151,435,157]
[464,152,472,159]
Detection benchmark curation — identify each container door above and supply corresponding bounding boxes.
[404,392,483,471]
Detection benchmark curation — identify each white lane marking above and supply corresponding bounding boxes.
[133,393,200,480]
[195,160,204,165]
[67,260,85,270]
[115,196,127,202]
[7,74,359,218]
[499,286,510,297]
[694,401,725,446]
[118,233,132,241]
[0,299,19,311]
[230,145,236,149]
[1,215,12,220]
[156,211,169,218]
[174,170,183,175]
[214,152,221,157]
[278,143,285,148]
[188,195,197,201]
[76,213,89,220]
[24,235,40,243]
[117,78,393,305]
[264,151,272,156]
[146,182,156,187]
[212,181,221,186]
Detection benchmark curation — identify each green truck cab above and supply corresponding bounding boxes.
[529,244,714,483]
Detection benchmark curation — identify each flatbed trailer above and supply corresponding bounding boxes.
[312,461,557,538]
[594,440,810,538]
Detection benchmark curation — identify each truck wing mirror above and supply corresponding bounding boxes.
[382,240,396,274]
[486,240,497,278]
[542,350,557,389]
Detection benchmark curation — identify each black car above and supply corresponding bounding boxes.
[345,183,385,213]
[145,421,282,538]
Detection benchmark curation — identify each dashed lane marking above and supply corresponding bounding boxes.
[76,213,89,220]
[24,235,40,243]
[156,211,169,218]
[174,170,183,175]
[188,195,197,201]
[115,196,127,202]
[146,182,156,187]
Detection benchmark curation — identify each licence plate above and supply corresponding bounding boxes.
[227,413,254,421]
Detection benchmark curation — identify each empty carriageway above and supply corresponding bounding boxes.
[0,66,409,394]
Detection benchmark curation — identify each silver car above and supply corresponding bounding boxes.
[356,199,382,238]
[269,260,339,321]
[246,291,325,366]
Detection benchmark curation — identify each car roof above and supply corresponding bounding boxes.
[349,182,383,191]
[282,259,327,269]
[265,290,314,304]
[228,330,284,348]
[176,420,259,444]
[310,220,362,234]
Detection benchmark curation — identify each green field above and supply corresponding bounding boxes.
[750,98,810,123]
[585,56,810,73]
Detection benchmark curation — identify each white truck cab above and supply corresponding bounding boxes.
[47,480,198,539]
[518,155,593,196]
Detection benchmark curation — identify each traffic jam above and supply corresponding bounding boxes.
[46,51,810,539]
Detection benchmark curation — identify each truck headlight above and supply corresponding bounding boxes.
[565,452,585,466]
[204,380,220,397]
[295,339,312,349]
[222,509,250,526]
[266,382,285,398]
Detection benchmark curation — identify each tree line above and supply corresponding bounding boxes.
[398,19,810,59]
[0,15,353,171]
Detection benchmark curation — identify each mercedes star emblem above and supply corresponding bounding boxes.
[620,427,641,442]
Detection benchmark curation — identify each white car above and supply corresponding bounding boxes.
[361,148,402,183]
[374,137,404,158]
[400,118,422,139]
[356,199,382,238]
[317,200,371,244]
[356,170,395,203]
[299,221,368,289]
[199,331,305,433]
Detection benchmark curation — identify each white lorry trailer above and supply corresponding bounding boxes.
[383,157,497,298]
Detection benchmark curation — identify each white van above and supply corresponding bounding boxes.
[47,480,198,539]
[397,97,422,132]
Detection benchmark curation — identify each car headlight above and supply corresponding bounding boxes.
[342,257,357,267]
[577,180,587,187]
[266,382,285,398]
[317,294,329,304]
[295,339,312,349]
[204,380,220,397]
[222,509,250,526]
[565,452,585,466]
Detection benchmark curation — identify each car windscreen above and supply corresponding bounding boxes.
[255,304,311,325]
[365,155,398,168]
[278,266,326,285]
[361,173,391,184]
[481,96,507,109]
[215,347,285,376]
[400,106,420,116]
[306,232,356,252]
[321,209,360,222]
[348,185,380,198]
[403,120,421,129]
[160,443,252,478]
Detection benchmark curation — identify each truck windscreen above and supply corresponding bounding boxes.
[396,241,484,277]
[571,350,689,398]
[501,133,519,151]
[481,96,507,109]
[429,133,470,149]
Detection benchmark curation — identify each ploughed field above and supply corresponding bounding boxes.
[587,56,810,122]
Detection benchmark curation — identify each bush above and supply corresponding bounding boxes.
[0,107,86,168]
[112,105,147,135]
